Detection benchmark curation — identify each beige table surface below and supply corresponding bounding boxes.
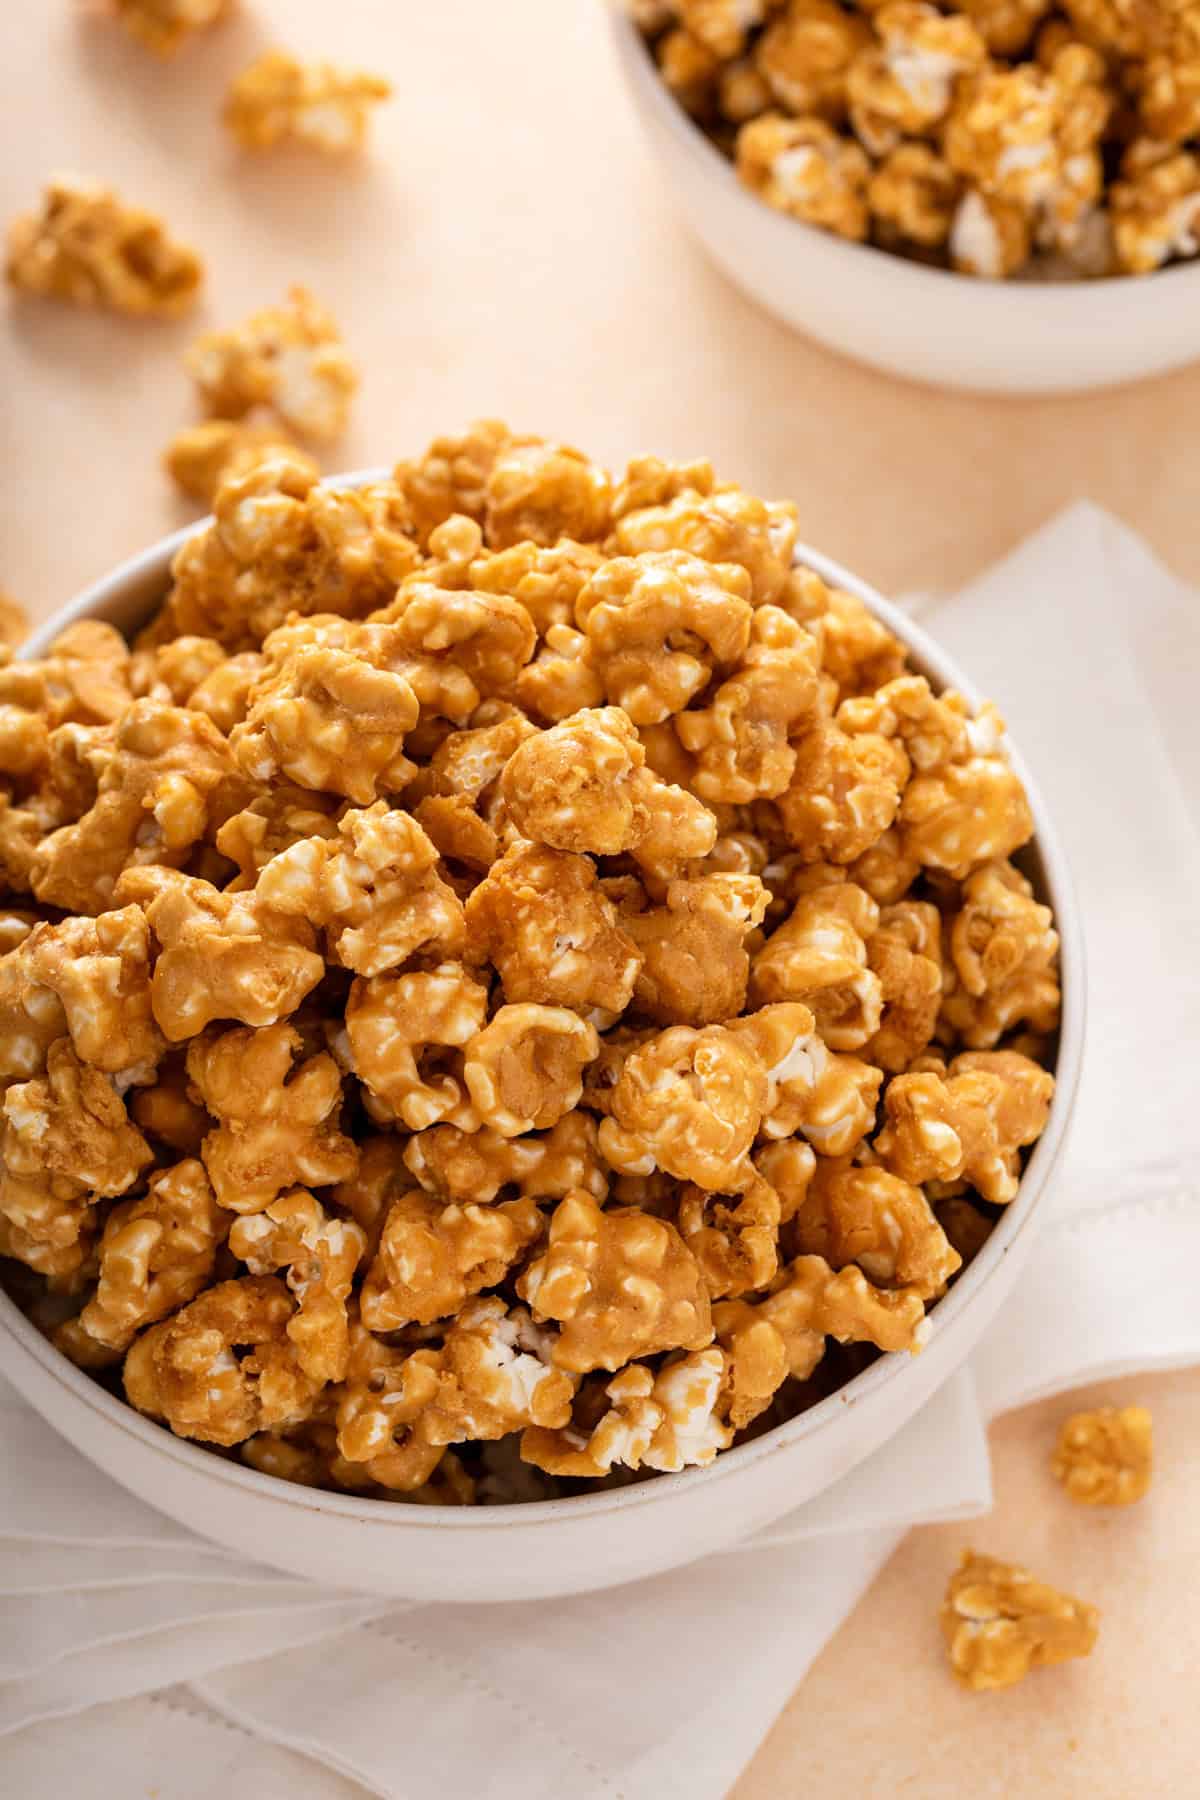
[2,4,1197,1796]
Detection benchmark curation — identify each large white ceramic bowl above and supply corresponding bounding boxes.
[0,491,1084,1602]
[609,7,1200,394]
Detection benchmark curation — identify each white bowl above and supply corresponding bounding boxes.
[608,8,1200,394]
[0,496,1084,1602]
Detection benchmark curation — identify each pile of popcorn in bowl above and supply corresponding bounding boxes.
[629,0,1200,277]
[0,423,1060,1506]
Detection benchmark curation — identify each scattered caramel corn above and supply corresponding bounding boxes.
[224,50,393,154]
[1051,1405,1153,1505]
[941,1550,1099,1690]
[109,0,233,56]
[5,176,203,318]
[184,288,358,442]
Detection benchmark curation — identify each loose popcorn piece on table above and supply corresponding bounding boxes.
[6,176,202,318]
[186,1021,358,1212]
[185,289,359,443]
[0,421,1062,1500]
[225,51,393,155]
[1051,1405,1153,1505]
[940,1550,1099,1690]
[109,0,232,56]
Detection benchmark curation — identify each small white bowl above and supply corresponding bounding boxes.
[0,495,1084,1602]
[608,8,1200,394]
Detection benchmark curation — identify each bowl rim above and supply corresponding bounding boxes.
[608,3,1200,310]
[0,480,1086,1531]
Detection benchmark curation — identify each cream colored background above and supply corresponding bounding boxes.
[2,3,1198,1795]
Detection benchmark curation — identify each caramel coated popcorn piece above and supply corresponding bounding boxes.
[186,1022,358,1212]
[346,964,487,1130]
[164,420,312,507]
[359,1187,543,1330]
[463,1003,599,1136]
[484,441,613,549]
[848,3,987,157]
[866,897,943,1070]
[941,858,1059,1047]
[378,580,536,702]
[229,1188,367,1383]
[517,1190,713,1373]
[6,176,202,318]
[578,550,753,724]
[677,1173,781,1297]
[612,482,797,607]
[404,1111,608,1206]
[394,420,513,547]
[875,1048,1054,1201]
[119,866,323,1039]
[14,908,164,1084]
[750,879,883,1049]
[623,871,770,1026]
[959,0,1052,51]
[256,802,465,977]
[0,1041,152,1273]
[225,52,392,155]
[754,0,871,119]
[737,114,871,240]
[232,618,419,804]
[1111,142,1200,272]
[56,1159,226,1365]
[163,459,419,650]
[900,727,1034,876]
[819,588,906,699]
[186,290,358,442]
[777,719,909,864]
[498,706,716,874]
[790,1157,960,1297]
[522,1346,732,1476]
[602,1022,768,1190]
[674,604,822,803]
[418,1297,576,1445]
[1051,1405,1153,1505]
[125,1275,320,1446]
[941,1550,1099,1690]
[465,841,642,1017]
[30,701,238,916]
[110,0,232,56]
[869,143,960,248]
[732,999,882,1154]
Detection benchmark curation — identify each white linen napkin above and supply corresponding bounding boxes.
[1,504,1197,1799]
